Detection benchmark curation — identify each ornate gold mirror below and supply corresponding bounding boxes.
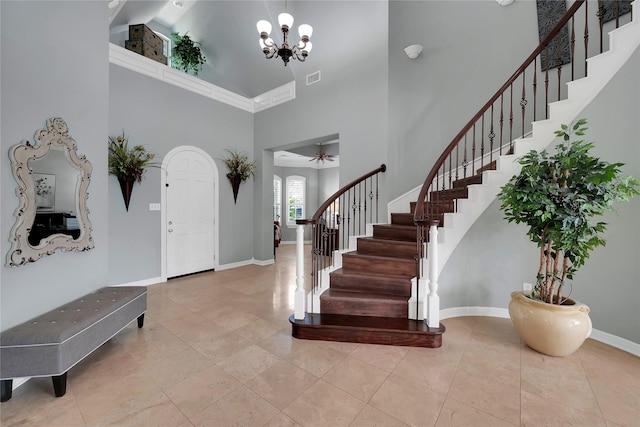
[6,117,93,266]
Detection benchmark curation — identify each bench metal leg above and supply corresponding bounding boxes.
[52,373,67,397]
[137,313,145,328]
[1,379,12,402]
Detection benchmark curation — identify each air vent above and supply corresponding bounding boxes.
[306,71,321,86]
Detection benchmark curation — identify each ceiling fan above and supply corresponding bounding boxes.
[309,151,336,163]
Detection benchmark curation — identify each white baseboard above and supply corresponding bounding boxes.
[440,306,510,320]
[216,257,274,270]
[110,276,164,287]
[252,258,275,267]
[279,240,312,245]
[439,306,640,357]
[589,329,640,357]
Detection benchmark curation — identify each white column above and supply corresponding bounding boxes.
[427,224,440,328]
[294,224,306,320]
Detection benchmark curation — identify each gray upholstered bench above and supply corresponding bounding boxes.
[0,286,147,402]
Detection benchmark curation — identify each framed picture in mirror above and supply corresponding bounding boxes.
[34,173,56,212]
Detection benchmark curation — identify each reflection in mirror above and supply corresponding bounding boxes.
[6,117,93,266]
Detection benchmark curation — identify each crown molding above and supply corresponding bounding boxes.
[108,43,295,113]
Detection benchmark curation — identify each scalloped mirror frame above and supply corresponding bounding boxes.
[6,117,94,266]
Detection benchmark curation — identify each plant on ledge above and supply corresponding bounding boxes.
[223,149,256,204]
[108,132,158,211]
[499,118,639,304]
[171,32,206,76]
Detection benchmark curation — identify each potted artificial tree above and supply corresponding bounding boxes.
[171,32,206,76]
[498,119,639,356]
[108,132,158,211]
[223,149,256,204]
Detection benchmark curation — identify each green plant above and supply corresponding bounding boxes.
[108,132,158,183]
[223,149,256,182]
[171,32,206,75]
[498,119,639,304]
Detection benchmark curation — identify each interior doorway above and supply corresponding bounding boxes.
[161,146,219,280]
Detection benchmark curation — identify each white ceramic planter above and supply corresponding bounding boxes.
[509,291,592,357]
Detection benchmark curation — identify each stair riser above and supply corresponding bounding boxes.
[291,327,443,347]
[341,255,416,277]
[372,226,418,242]
[430,187,469,201]
[400,211,444,226]
[452,175,483,188]
[329,272,411,296]
[409,201,455,214]
[356,239,416,259]
[390,213,415,226]
[320,297,407,318]
[476,160,497,174]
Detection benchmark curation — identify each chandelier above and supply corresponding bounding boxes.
[256,13,313,66]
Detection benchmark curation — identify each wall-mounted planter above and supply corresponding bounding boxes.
[117,176,135,211]
[228,173,242,204]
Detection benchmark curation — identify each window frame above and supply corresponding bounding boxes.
[286,175,306,227]
[273,175,282,222]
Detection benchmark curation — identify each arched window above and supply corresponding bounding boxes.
[286,175,305,226]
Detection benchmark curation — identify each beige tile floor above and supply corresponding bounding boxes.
[1,245,639,426]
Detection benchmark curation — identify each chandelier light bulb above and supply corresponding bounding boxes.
[256,20,272,36]
[278,13,294,30]
[298,24,313,40]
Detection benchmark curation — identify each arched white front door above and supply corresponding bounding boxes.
[161,146,219,279]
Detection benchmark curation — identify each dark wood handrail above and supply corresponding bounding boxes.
[414,0,586,223]
[297,164,387,225]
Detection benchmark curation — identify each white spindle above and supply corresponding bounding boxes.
[427,224,440,328]
[294,224,306,320]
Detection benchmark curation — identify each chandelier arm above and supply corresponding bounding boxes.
[262,37,276,48]
[291,50,307,62]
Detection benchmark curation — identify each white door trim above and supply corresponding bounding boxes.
[161,146,219,281]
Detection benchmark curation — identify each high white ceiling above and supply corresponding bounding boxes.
[109,0,334,98]
[109,0,365,164]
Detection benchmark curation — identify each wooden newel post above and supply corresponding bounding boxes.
[294,224,306,320]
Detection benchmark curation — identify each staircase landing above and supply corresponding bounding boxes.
[290,313,445,348]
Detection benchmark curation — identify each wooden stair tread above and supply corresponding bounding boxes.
[290,313,445,348]
[342,252,416,266]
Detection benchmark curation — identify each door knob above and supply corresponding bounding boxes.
[168,229,173,233]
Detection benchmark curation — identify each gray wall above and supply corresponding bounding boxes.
[318,167,340,204]
[388,0,539,198]
[254,0,389,260]
[1,1,110,330]
[108,64,255,282]
[440,48,640,343]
